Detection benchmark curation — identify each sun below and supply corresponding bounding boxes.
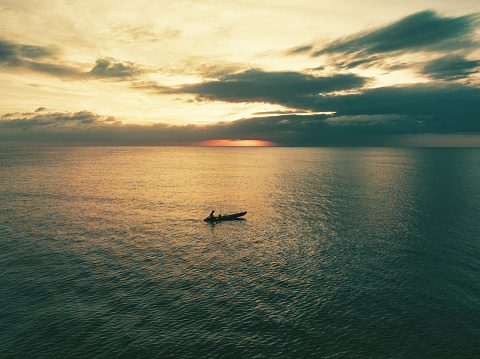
[196,139,277,147]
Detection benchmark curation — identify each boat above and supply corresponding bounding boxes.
[204,211,247,222]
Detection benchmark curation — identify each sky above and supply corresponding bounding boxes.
[1,0,480,146]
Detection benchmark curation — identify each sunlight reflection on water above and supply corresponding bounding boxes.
[1,147,480,358]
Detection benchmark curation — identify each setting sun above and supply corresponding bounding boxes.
[196,140,277,147]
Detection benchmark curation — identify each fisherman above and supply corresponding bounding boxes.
[208,210,215,218]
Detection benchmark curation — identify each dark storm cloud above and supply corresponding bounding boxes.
[422,55,480,80]
[144,67,479,128]
[0,38,146,80]
[211,113,411,146]
[312,83,480,122]
[211,100,480,145]
[291,10,480,70]
[151,68,368,107]
[315,11,478,56]
[2,92,480,146]
[169,83,480,144]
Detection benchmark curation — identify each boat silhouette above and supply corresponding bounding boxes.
[204,211,247,222]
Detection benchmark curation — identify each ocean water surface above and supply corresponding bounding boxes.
[1,147,479,358]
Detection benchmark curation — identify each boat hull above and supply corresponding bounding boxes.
[204,211,247,222]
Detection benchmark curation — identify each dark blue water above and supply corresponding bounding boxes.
[1,147,479,358]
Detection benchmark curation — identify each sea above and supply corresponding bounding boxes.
[1,146,479,359]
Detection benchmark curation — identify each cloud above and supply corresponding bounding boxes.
[27,61,84,78]
[0,109,335,145]
[0,39,80,76]
[0,39,58,65]
[110,23,182,44]
[156,61,244,80]
[141,68,480,129]
[289,45,313,54]
[316,11,478,56]
[311,83,480,123]
[0,109,206,144]
[0,38,147,80]
[0,110,113,129]
[421,55,480,80]
[89,58,146,78]
[2,100,480,146]
[291,10,480,71]
[2,8,480,147]
[0,39,25,66]
[148,68,368,108]
[210,105,480,145]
